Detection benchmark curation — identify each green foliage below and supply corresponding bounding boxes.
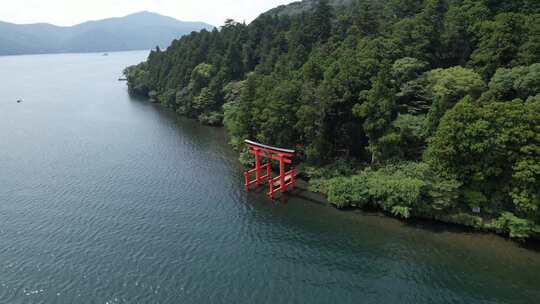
[377,114,426,161]
[326,175,370,209]
[391,206,411,219]
[365,163,450,212]
[323,162,460,213]
[190,64,215,93]
[391,57,428,87]
[463,188,488,209]
[494,212,536,239]
[469,13,531,79]
[517,14,540,64]
[198,111,223,126]
[124,63,151,96]
[309,0,334,43]
[354,64,396,163]
[423,67,486,134]
[481,64,540,101]
[158,89,176,108]
[390,0,446,62]
[125,0,540,237]
[238,148,255,167]
[303,158,358,180]
[427,97,540,219]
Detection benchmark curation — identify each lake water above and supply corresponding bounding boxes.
[1,51,539,304]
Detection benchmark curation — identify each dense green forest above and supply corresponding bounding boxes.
[125,0,540,239]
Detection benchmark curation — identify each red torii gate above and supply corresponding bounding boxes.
[243,140,297,199]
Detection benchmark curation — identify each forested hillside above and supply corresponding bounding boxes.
[125,0,540,239]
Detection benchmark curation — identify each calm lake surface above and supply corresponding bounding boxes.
[1,51,539,303]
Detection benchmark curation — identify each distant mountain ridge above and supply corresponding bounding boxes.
[0,11,214,56]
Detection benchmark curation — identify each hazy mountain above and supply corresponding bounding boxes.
[0,11,214,56]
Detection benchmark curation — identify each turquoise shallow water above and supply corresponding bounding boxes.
[0,51,539,304]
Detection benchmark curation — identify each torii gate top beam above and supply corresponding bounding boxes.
[244,140,295,156]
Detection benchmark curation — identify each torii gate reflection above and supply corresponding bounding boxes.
[243,140,297,199]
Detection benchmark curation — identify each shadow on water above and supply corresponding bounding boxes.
[263,183,540,255]
[402,217,540,251]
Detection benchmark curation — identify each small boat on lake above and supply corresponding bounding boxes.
[103,53,109,56]
[16,99,23,103]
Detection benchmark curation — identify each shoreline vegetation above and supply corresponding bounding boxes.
[124,0,540,240]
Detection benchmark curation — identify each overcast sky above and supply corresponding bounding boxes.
[1,0,297,27]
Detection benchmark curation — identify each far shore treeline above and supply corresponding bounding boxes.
[125,0,540,239]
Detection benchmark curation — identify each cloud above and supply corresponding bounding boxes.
[0,0,296,26]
